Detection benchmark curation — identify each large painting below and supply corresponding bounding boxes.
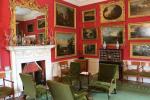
[83,43,97,55]
[55,2,76,28]
[100,1,124,23]
[130,43,150,59]
[55,32,76,58]
[128,22,150,40]
[129,0,150,18]
[82,28,97,40]
[38,18,45,29]
[101,25,124,45]
[82,9,96,22]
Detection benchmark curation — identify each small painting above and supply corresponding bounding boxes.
[38,18,45,29]
[55,32,76,58]
[131,43,150,59]
[100,1,124,23]
[101,25,124,45]
[37,32,45,45]
[83,43,97,55]
[82,9,96,22]
[82,28,97,40]
[128,22,150,40]
[55,2,76,28]
[27,24,34,32]
[129,0,150,18]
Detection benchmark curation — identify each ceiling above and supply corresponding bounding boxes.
[63,0,107,6]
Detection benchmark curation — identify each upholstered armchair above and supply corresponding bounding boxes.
[88,63,119,100]
[0,72,14,100]
[62,62,81,89]
[47,80,88,100]
[19,73,48,100]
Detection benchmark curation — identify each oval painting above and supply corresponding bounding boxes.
[103,5,122,20]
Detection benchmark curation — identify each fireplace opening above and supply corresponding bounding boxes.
[21,60,46,85]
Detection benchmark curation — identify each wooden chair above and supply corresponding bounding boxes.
[59,61,70,78]
[0,72,14,100]
[123,61,140,81]
[140,62,150,83]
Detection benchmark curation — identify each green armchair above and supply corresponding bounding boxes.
[19,73,48,100]
[88,63,119,100]
[47,80,88,100]
[62,62,81,89]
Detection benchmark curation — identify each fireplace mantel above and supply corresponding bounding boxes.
[7,45,55,96]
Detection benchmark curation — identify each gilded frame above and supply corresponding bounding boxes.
[100,0,125,23]
[37,18,45,30]
[82,9,96,22]
[82,27,98,40]
[55,32,76,58]
[128,0,150,18]
[9,0,48,45]
[130,43,150,59]
[55,2,76,28]
[128,22,150,40]
[83,43,97,56]
[101,25,125,45]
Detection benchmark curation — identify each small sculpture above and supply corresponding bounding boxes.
[103,41,106,49]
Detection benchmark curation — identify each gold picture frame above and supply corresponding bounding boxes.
[82,9,96,22]
[128,0,150,18]
[128,22,150,40]
[82,27,98,40]
[83,43,97,56]
[100,0,125,23]
[55,32,76,58]
[37,18,45,29]
[55,2,76,28]
[130,43,150,59]
[101,25,125,45]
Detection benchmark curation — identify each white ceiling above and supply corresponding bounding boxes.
[16,6,44,21]
[63,0,107,6]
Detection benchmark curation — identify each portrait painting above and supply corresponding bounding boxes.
[128,22,150,40]
[55,2,76,28]
[38,18,45,29]
[27,24,34,32]
[100,1,124,23]
[55,32,76,58]
[101,25,124,45]
[82,9,96,22]
[131,43,150,59]
[129,0,150,18]
[82,28,97,40]
[83,43,97,55]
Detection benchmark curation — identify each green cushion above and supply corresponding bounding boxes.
[140,72,150,77]
[123,70,138,75]
[0,87,13,98]
[36,85,47,97]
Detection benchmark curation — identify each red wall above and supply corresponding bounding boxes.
[78,0,150,61]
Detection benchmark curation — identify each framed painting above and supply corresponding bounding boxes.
[27,24,34,32]
[101,25,125,45]
[55,2,76,28]
[100,0,124,23]
[38,18,45,29]
[82,9,96,22]
[83,43,97,55]
[130,43,150,59]
[128,22,150,40]
[82,27,98,40]
[128,0,150,18]
[55,32,76,58]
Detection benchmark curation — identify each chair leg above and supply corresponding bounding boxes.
[114,89,117,94]
[108,94,110,100]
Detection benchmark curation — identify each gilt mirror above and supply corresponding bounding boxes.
[9,0,48,46]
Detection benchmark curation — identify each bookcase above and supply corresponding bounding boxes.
[99,49,123,80]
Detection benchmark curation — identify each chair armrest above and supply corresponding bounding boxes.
[3,79,14,83]
[74,91,88,100]
[3,78,14,88]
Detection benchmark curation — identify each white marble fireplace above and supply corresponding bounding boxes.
[7,45,55,96]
